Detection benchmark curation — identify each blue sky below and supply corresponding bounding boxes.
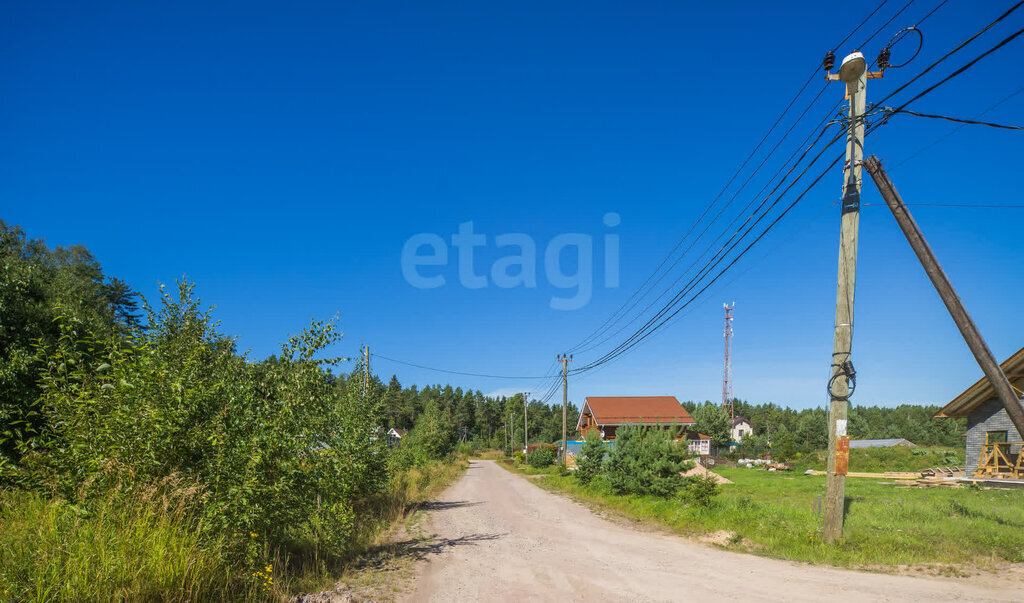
[2,1,1022,409]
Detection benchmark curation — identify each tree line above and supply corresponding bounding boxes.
[356,372,581,451]
[682,398,965,459]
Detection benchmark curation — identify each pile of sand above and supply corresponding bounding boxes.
[681,463,733,484]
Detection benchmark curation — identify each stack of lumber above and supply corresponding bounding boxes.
[910,476,961,488]
[921,466,965,478]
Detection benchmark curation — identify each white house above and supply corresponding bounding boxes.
[730,416,752,444]
[686,432,711,456]
[386,427,407,446]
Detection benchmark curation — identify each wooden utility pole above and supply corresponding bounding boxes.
[523,392,529,453]
[363,345,370,396]
[823,51,879,543]
[558,354,573,467]
[863,156,1024,436]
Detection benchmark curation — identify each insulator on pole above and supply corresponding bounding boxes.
[823,50,835,72]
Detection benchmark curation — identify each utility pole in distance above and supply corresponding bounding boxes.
[363,344,370,397]
[863,156,1024,436]
[523,392,530,454]
[822,50,882,543]
[558,354,573,468]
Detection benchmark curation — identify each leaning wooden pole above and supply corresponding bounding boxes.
[863,155,1024,438]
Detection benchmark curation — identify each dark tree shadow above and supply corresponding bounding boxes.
[418,500,482,511]
[354,532,505,570]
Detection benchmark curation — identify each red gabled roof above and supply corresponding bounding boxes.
[581,396,695,427]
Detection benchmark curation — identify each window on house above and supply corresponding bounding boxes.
[986,430,1008,444]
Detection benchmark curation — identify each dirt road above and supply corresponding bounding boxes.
[404,460,1020,602]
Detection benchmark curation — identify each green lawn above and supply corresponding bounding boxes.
[788,445,965,473]
[511,462,1024,569]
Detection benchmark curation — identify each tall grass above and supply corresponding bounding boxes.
[0,459,467,601]
[0,478,260,602]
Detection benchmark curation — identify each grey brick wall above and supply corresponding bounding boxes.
[966,397,1023,473]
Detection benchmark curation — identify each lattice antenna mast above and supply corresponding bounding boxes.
[722,302,735,422]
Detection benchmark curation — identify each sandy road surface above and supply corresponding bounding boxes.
[404,460,1020,602]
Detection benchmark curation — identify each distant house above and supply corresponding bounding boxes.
[685,431,711,456]
[576,396,696,440]
[730,416,753,443]
[386,427,407,446]
[934,346,1024,478]
[848,438,917,449]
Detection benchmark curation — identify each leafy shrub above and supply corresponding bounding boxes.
[682,474,721,507]
[512,450,525,465]
[527,444,556,468]
[392,403,457,470]
[574,430,604,485]
[20,282,389,562]
[605,425,694,497]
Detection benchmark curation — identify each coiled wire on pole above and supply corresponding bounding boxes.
[827,359,857,401]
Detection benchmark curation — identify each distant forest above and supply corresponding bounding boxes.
[359,371,965,452]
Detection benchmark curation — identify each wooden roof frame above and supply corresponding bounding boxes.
[934,346,1024,419]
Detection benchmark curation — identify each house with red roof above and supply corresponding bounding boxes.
[575,395,709,455]
[575,395,709,454]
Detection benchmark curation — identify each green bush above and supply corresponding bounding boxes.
[574,430,604,485]
[527,444,556,468]
[392,403,457,470]
[16,282,388,562]
[512,450,525,465]
[604,425,694,498]
[682,474,721,507]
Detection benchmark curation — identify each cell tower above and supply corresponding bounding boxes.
[722,302,734,422]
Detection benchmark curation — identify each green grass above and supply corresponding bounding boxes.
[469,449,508,461]
[788,446,965,473]
[506,463,1024,569]
[0,480,257,602]
[0,459,468,602]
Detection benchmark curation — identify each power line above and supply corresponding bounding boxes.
[881,107,1024,130]
[872,25,1024,134]
[832,0,895,52]
[858,0,919,49]
[862,203,1024,208]
[574,150,845,374]
[915,0,948,28]
[871,1,1024,110]
[572,109,845,357]
[563,0,896,356]
[370,352,548,380]
[570,11,1017,374]
[892,85,1024,167]
[564,73,827,354]
[573,124,851,374]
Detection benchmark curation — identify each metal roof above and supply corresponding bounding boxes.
[848,438,917,448]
